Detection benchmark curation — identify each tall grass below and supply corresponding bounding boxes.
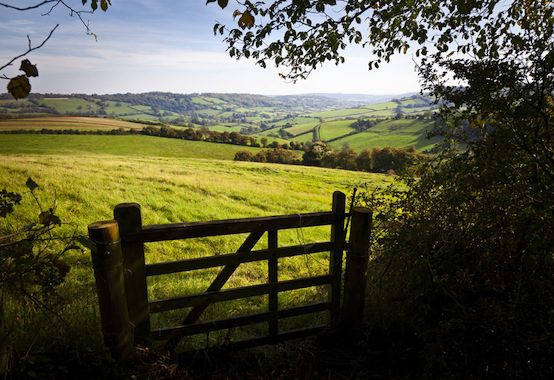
[1,142,392,352]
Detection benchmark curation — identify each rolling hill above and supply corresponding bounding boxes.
[0,92,440,152]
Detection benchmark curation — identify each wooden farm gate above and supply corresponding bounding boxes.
[87,191,372,362]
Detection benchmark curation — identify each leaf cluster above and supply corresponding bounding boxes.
[1,179,77,311]
[209,1,553,82]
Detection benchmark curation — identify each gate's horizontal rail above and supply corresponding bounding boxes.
[152,302,329,341]
[121,212,338,243]
[150,275,332,314]
[145,242,333,276]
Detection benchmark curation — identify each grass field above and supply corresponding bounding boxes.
[39,98,98,114]
[1,133,391,352]
[0,134,262,160]
[283,121,319,136]
[0,116,146,131]
[329,120,439,151]
[319,119,356,141]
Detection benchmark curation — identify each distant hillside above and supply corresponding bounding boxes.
[307,92,418,105]
[0,92,440,151]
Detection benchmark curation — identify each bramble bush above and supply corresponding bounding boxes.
[0,179,77,376]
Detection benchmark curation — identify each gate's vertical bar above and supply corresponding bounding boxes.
[268,230,278,337]
[114,203,152,348]
[342,207,372,341]
[88,220,134,362]
[329,191,346,327]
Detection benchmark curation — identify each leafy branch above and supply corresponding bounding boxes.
[0,24,58,76]
[0,0,111,99]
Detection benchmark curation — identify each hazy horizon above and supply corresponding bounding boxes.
[1,90,418,97]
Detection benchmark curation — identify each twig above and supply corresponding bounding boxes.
[0,24,59,73]
[0,0,57,11]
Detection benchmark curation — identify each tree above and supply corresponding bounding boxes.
[0,0,111,99]
[208,1,542,81]
[209,1,554,377]
[302,141,331,167]
[355,149,371,172]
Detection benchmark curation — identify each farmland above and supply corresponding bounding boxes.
[0,131,391,352]
[0,92,439,152]
[0,116,145,131]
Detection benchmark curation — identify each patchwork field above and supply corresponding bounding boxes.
[0,93,439,151]
[329,119,439,151]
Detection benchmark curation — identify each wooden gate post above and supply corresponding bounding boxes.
[88,220,134,362]
[341,207,372,341]
[329,191,346,327]
[114,203,152,348]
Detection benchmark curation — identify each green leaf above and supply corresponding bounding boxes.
[217,0,229,9]
[7,75,31,100]
[25,177,39,191]
[100,0,108,11]
[20,59,39,77]
[91,0,97,11]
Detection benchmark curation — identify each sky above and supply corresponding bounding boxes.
[0,1,421,95]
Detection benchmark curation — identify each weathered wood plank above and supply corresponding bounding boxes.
[150,275,332,314]
[114,203,152,348]
[329,191,346,326]
[123,212,336,243]
[268,230,279,336]
[145,242,333,276]
[88,220,135,362]
[153,302,329,341]
[164,231,263,350]
[342,207,372,341]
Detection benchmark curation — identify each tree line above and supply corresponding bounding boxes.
[234,141,423,173]
[0,125,301,150]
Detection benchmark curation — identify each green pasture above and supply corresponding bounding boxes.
[319,119,356,141]
[206,124,244,133]
[96,101,139,115]
[1,135,391,351]
[284,123,317,136]
[308,107,369,119]
[0,134,261,160]
[329,129,439,151]
[120,113,160,121]
[367,101,398,110]
[370,119,434,134]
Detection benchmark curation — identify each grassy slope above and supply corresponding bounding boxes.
[319,119,356,141]
[0,134,262,160]
[1,134,391,350]
[329,119,439,151]
[0,95,439,152]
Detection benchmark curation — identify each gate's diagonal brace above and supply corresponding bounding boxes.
[165,231,264,351]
